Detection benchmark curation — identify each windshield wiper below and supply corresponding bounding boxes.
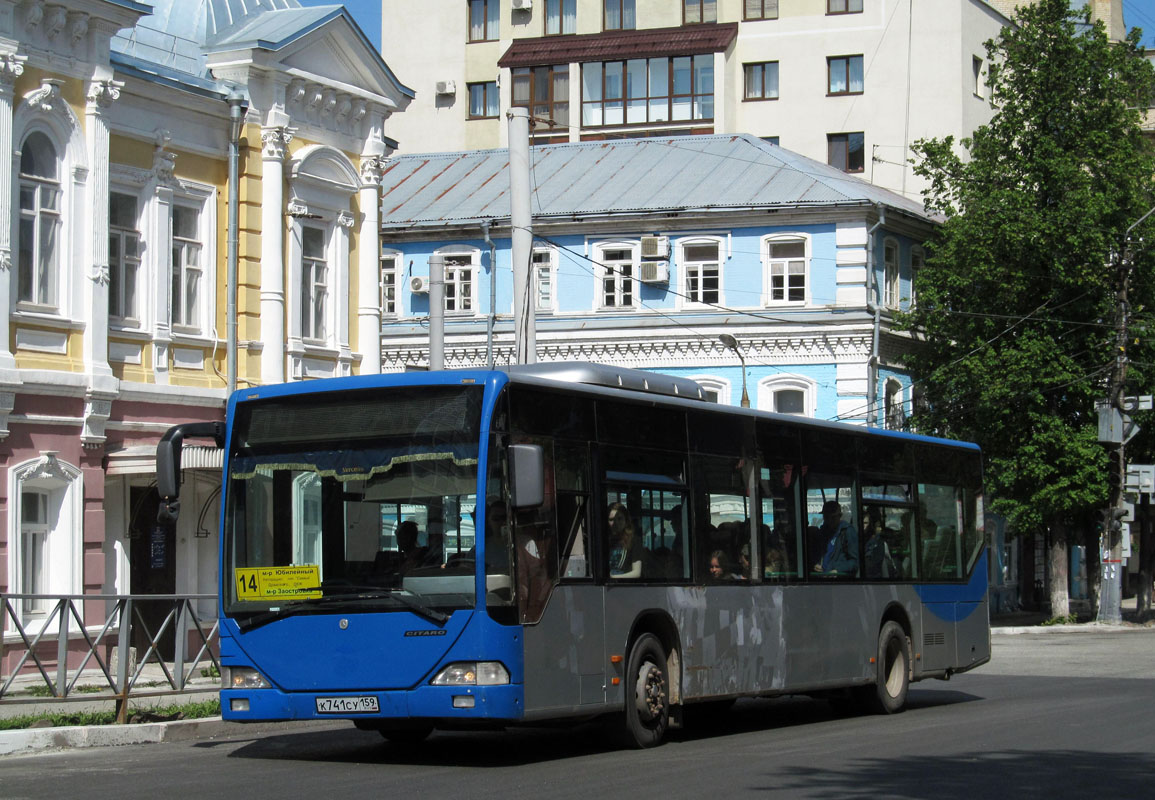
[235,586,449,634]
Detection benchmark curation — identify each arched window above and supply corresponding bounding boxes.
[885,378,905,430]
[594,241,637,310]
[690,374,729,405]
[758,374,816,416]
[433,246,481,315]
[679,236,722,307]
[762,233,809,306]
[8,453,83,625]
[17,131,62,309]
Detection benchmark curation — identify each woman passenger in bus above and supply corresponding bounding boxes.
[607,502,643,578]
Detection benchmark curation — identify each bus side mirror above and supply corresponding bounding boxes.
[508,444,544,509]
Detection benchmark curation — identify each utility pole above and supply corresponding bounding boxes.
[508,107,535,364]
[1099,206,1155,623]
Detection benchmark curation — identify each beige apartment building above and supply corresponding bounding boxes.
[380,0,1015,200]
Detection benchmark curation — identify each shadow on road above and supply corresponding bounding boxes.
[215,687,983,767]
[757,749,1155,798]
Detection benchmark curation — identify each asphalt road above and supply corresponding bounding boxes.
[3,629,1154,800]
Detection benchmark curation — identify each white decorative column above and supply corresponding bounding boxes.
[357,155,385,374]
[335,209,355,376]
[83,78,121,447]
[0,54,25,381]
[150,132,176,385]
[260,125,292,385]
[0,53,26,440]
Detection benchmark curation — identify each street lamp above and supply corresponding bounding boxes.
[718,333,750,408]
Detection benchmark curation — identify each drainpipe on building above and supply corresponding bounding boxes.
[866,203,886,427]
[226,91,246,395]
[429,253,445,371]
[482,219,496,369]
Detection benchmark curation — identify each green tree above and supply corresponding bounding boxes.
[906,0,1155,617]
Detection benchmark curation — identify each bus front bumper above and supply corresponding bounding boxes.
[220,683,524,723]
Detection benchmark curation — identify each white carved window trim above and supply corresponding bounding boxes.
[6,452,83,628]
[434,246,480,316]
[594,241,637,310]
[690,374,729,405]
[109,187,143,328]
[532,246,557,313]
[757,374,816,416]
[169,181,216,342]
[677,236,723,309]
[883,236,900,309]
[287,146,360,362]
[884,378,905,430]
[380,248,401,318]
[762,232,810,307]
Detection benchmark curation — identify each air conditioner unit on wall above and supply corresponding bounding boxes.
[511,0,532,10]
[410,275,430,293]
[639,261,669,284]
[640,235,670,259]
[435,80,456,95]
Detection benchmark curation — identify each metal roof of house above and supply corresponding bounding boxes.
[498,23,739,68]
[379,134,931,230]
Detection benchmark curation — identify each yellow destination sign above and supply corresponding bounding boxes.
[235,565,322,600]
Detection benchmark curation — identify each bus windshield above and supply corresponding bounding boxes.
[222,385,495,619]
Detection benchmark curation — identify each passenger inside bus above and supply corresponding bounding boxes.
[708,549,741,581]
[608,501,643,578]
[396,520,427,572]
[813,500,859,577]
[862,508,899,579]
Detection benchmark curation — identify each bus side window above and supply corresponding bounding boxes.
[917,484,963,580]
[694,455,751,582]
[555,443,591,579]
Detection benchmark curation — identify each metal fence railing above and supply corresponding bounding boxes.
[1,594,220,722]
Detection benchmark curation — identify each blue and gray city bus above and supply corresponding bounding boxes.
[156,362,988,748]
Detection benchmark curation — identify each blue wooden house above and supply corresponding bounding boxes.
[377,134,932,428]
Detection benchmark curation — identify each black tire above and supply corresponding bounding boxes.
[377,725,434,745]
[865,620,911,714]
[619,633,670,748]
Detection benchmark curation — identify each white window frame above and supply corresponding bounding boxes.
[435,246,480,316]
[883,236,899,309]
[691,374,729,405]
[168,182,216,340]
[595,241,637,310]
[678,236,723,308]
[109,189,143,327]
[16,131,63,312]
[532,246,557,313]
[762,233,810,307]
[300,224,330,343]
[380,248,401,318]
[884,378,905,430]
[757,374,817,416]
[6,453,83,628]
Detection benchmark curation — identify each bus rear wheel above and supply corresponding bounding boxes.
[863,621,911,714]
[619,633,669,748]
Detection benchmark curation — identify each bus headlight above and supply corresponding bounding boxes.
[226,666,272,689]
[431,661,510,686]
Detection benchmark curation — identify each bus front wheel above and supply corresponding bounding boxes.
[865,621,911,714]
[619,633,670,748]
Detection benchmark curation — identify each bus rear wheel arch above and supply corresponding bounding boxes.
[860,620,912,714]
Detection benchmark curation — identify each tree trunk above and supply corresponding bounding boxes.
[1048,520,1070,619]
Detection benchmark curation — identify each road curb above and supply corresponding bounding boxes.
[0,716,238,757]
[992,622,1154,635]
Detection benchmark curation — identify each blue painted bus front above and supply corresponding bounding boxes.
[217,370,526,725]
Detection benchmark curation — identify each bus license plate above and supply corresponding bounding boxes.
[316,696,379,714]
